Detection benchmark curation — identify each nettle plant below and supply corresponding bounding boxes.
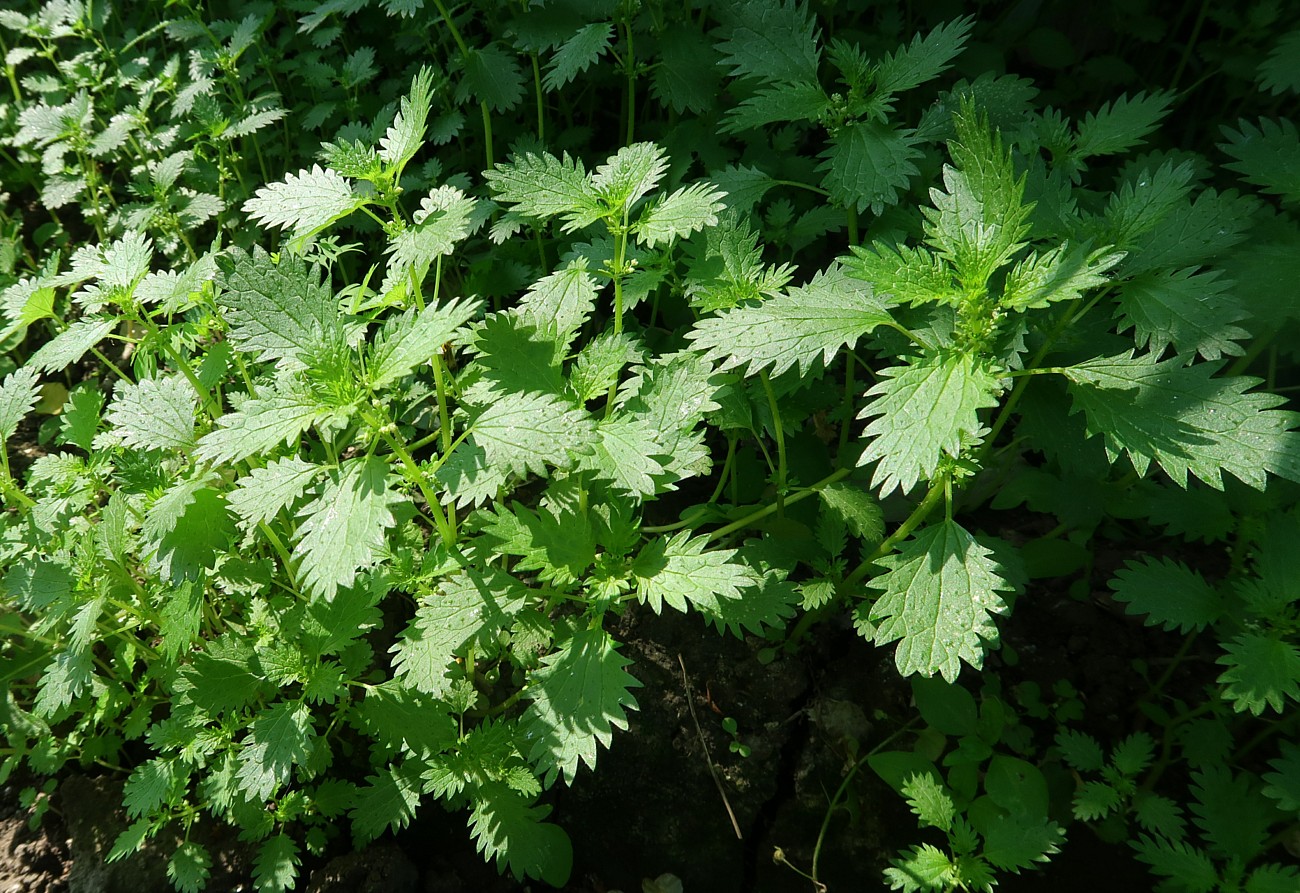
[3,3,1300,892]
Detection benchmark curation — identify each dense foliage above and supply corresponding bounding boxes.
[2,1,1299,890]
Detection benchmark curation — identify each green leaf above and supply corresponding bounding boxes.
[236,700,316,802]
[485,150,601,230]
[884,843,954,892]
[650,24,720,113]
[195,382,334,466]
[252,835,300,893]
[615,352,722,484]
[634,182,727,249]
[1189,766,1277,862]
[517,259,598,345]
[477,503,596,586]
[922,106,1032,288]
[244,164,364,248]
[818,121,922,215]
[1055,729,1105,772]
[1112,732,1156,776]
[1073,91,1175,158]
[1120,187,1256,275]
[1133,792,1187,841]
[228,457,325,530]
[631,532,762,617]
[159,580,204,661]
[460,392,596,482]
[217,247,342,369]
[543,23,611,92]
[167,842,212,893]
[842,242,957,307]
[1109,557,1224,633]
[715,0,820,84]
[1102,160,1196,246]
[901,772,955,832]
[1062,352,1300,489]
[33,649,93,717]
[688,263,894,377]
[468,781,572,885]
[1001,243,1123,312]
[357,681,457,757]
[1217,632,1300,715]
[872,16,974,97]
[1218,117,1300,205]
[0,366,40,441]
[105,375,196,451]
[293,456,399,601]
[382,186,479,301]
[1115,267,1248,361]
[818,481,885,542]
[1246,864,1300,893]
[456,43,525,112]
[367,296,479,388]
[350,763,423,843]
[390,567,528,695]
[720,79,829,133]
[866,520,1013,681]
[858,352,1000,496]
[1258,28,1300,94]
[522,627,640,785]
[468,311,568,397]
[379,66,433,169]
[124,757,182,819]
[25,316,116,373]
[148,485,236,583]
[591,143,668,210]
[1263,741,1300,814]
[1133,836,1217,893]
[577,417,670,498]
[57,382,103,450]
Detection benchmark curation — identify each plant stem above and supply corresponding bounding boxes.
[759,371,787,516]
[705,467,851,544]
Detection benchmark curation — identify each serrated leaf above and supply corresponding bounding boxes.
[1115,267,1248,360]
[1263,741,1300,814]
[858,352,999,496]
[181,635,264,714]
[1133,836,1217,893]
[842,242,957,306]
[591,142,668,210]
[650,24,720,114]
[104,375,196,451]
[922,107,1032,288]
[469,311,567,397]
[228,457,325,529]
[367,296,480,389]
[1246,864,1300,893]
[866,520,1013,681]
[57,382,103,450]
[252,834,300,893]
[148,485,236,583]
[1120,187,1256,275]
[1258,28,1300,95]
[901,772,955,832]
[1133,792,1187,840]
[236,700,316,802]
[543,23,611,92]
[390,567,529,695]
[517,259,598,344]
[25,316,116,374]
[0,366,41,441]
[720,79,829,133]
[383,187,479,301]
[124,757,182,819]
[819,121,922,215]
[379,66,433,168]
[477,502,596,586]
[357,680,457,757]
[456,43,525,112]
[1109,556,1224,633]
[1216,632,1300,715]
[578,417,670,497]
[485,150,602,230]
[1001,243,1123,311]
[715,0,820,84]
[217,247,342,369]
[350,763,422,843]
[293,456,399,601]
[818,481,885,542]
[468,781,572,885]
[1218,117,1300,205]
[1073,91,1175,158]
[167,842,212,893]
[688,263,893,377]
[522,627,640,785]
[1073,780,1121,820]
[195,384,333,466]
[872,16,974,97]
[634,182,727,249]
[884,843,954,891]
[631,532,762,617]
[1062,352,1300,489]
[1189,766,1276,862]
[244,164,364,248]
[981,813,1064,871]
[1055,729,1105,772]
[616,353,722,485]
[1103,160,1196,246]
[461,391,595,481]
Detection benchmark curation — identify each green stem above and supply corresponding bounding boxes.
[705,467,851,545]
[759,371,787,516]
[844,480,947,589]
[530,53,545,142]
[88,346,134,385]
[380,425,455,546]
[623,21,636,145]
[1169,0,1209,92]
[838,353,855,461]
